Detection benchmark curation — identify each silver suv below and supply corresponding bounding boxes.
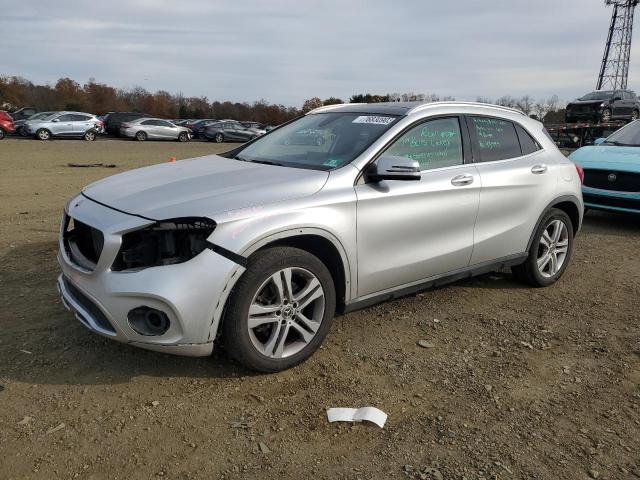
[57,102,583,372]
[26,111,101,141]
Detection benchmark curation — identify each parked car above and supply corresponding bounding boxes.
[57,101,583,372]
[202,121,262,143]
[14,111,56,136]
[184,119,217,138]
[103,112,152,135]
[569,120,640,214]
[25,111,102,141]
[0,111,16,137]
[241,121,268,134]
[566,90,640,124]
[119,118,191,142]
[10,107,38,121]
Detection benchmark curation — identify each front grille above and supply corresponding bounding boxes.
[62,276,116,333]
[583,169,640,193]
[583,193,640,211]
[63,216,104,270]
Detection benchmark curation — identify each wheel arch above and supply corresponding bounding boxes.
[526,195,582,253]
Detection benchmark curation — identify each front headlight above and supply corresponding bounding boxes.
[112,217,216,271]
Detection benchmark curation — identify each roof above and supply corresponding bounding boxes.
[308,101,526,117]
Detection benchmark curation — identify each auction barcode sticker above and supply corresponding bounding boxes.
[352,116,396,125]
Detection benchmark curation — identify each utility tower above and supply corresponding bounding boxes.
[597,0,639,90]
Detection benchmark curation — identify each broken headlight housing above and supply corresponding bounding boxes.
[112,217,216,271]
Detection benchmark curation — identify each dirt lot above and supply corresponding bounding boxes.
[1,137,639,480]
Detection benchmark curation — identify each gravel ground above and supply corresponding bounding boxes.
[1,137,639,480]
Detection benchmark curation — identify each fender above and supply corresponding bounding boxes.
[206,226,353,342]
[525,194,583,253]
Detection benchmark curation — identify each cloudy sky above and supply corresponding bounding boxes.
[1,0,637,106]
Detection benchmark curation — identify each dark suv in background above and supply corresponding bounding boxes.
[103,112,152,135]
[566,90,640,123]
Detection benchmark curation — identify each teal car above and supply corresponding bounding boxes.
[569,120,640,214]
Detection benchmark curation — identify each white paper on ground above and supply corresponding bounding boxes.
[326,407,388,428]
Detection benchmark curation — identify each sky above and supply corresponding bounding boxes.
[0,0,637,107]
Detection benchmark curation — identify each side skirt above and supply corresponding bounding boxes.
[342,253,527,314]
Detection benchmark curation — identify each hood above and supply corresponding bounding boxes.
[569,145,640,173]
[82,155,329,221]
[567,99,605,107]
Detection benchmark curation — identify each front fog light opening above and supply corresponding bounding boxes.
[128,306,170,336]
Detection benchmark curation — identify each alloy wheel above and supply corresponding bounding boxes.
[536,219,569,278]
[247,267,325,359]
[37,129,50,140]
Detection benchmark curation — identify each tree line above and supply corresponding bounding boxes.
[0,75,566,124]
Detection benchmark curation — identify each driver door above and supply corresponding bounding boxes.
[355,116,480,298]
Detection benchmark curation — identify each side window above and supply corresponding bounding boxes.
[384,117,464,171]
[470,116,522,162]
[514,124,541,156]
[71,115,91,122]
[224,123,234,129]
[56,114,74,122]
[156,120,172,127]
[141,120,155,126]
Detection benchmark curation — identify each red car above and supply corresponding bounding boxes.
[0,111,16,139]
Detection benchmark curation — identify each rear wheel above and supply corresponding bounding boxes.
[177,131,189,142]
[135,131,147,142]
[600,108,612,123]
[222,247,336,372]
[214,133,224,143]
[0,128,4,140]
[83,130,96,141]
[36,129,51,141]
[632,109,639,121]
[512,208,574,287]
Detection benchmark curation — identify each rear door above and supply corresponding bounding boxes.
[355,116,480,297]
[70,114,93,135]
[50,114,75,136]
[467,115,555,264]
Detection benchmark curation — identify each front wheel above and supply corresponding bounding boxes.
[512,208,574,287]
[632,109,639,121]
[177,131,189,142]
[600,108,612,123]
[0,128,4,140]
[36,129,51,141]
[222,247,336,372]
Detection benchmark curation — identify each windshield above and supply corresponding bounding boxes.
[579,91,614,101]
[603,120,640,146]
[235,112,399,170]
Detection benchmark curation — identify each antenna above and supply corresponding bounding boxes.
[597,0,639,90]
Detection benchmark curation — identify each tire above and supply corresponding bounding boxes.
[511,208,574,287]
[632,109,639,121]
[83,130,96,141]
[0,128,4,140]
[135,131,147,142]
[214,133,224,143]
[36,129,51,141]
[222,246,336,372]
[600,108,612,123]
[177,131,189,142]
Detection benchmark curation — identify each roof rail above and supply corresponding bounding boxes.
[307,103,366,115]
[407,101,526,117]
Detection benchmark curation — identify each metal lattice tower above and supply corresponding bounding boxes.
[597,0,639,90]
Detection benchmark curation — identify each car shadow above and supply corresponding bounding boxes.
[0,241,258,387]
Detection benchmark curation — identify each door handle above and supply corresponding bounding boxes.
[531,164,548,174]
[451,174,474,186]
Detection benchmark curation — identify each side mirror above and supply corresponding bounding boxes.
[594,138,606,145]
[367,156,421,182]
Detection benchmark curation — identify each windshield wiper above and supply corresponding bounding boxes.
[234,155,284,167]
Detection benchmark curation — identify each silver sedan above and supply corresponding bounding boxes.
[120,118,191,142]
